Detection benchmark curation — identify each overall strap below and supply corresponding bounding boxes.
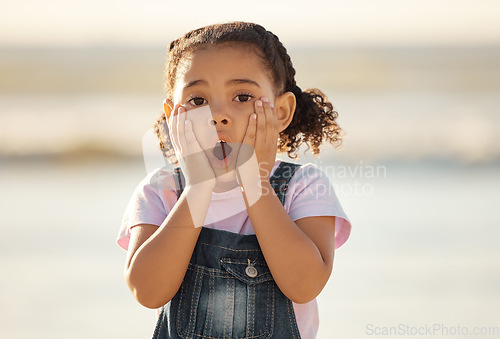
[269,161,301,205]
[172,161,301,206]
[172,167,185,200]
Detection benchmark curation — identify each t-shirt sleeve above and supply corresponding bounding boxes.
[116,168,178,251]
[284,163,351,249]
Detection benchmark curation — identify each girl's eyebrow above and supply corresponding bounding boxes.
[183,79,207,91]
[183,78,260,93]
[227,79,260,88]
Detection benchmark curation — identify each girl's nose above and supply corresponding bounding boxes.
[210,118,228,126]
[209,103,230,125]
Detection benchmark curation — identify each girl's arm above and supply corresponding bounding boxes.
[244,188,336,304]
[238,97,335,303]
[125,105,215,309]
[124,184,212,309]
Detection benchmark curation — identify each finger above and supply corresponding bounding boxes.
[242,113,257,146]
[262,97,275,143]
[177,106,188,155]
[167,104,180,128]
[167,105,181,134]
[254,99,266,148]
[184,119,202,153]
[270,100,278,136]
[239,113,257,167]
[169,107,180,153]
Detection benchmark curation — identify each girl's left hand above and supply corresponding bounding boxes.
[236,97,279,194]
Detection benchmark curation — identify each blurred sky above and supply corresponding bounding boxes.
[1,0,500,47]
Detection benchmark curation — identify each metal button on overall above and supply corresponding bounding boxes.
[245,265,258,278]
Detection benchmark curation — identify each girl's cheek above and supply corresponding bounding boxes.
[233,102,257,114]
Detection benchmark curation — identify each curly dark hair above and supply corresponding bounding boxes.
[154,22,343,164]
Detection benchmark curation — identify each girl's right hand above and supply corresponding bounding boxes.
[167,105,216,190]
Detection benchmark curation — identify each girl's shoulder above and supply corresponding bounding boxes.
[275,160,336,200]
[274,159,324,174]
[283,161,332,186]
[135,166,178,195]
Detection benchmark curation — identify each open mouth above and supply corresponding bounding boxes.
[213,140,232,160]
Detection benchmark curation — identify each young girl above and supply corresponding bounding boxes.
[117,22,351,339]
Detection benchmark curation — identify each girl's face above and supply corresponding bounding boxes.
[167,45,280,174]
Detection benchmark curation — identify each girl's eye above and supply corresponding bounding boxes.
[234,94,253,102]
[187,97,207,106]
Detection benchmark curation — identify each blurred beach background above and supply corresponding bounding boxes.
[1,1,499,338]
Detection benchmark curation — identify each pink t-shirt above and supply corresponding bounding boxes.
[117,160,351,339]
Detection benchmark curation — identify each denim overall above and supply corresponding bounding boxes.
[153,161,302,339]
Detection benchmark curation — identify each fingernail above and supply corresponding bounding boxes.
[257,100,263,107]
[178,106,186,113]
[262,97,269,102]
[251,113,257,119]
[270,102,274,108]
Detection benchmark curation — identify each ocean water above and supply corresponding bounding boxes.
[1,46,499,163]
[0,159,498,338]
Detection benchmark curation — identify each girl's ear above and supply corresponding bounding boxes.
[163,99,174,119]
[274,91,296,132]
